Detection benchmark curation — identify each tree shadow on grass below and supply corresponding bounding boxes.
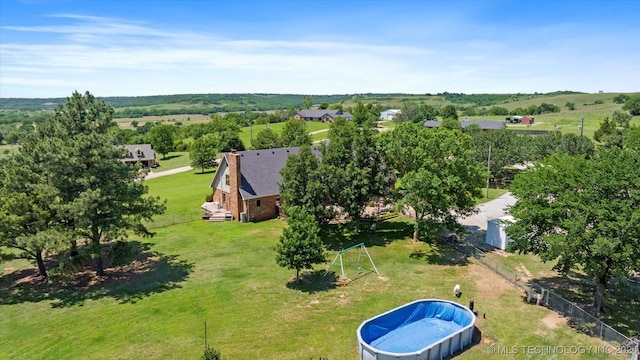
[409,240,469,266]
[0,241,194,308]
[531,272,640,338]
[320,220,413,252]
[193,169,216,175]
[159,154,183,161]
[286,270,337,293]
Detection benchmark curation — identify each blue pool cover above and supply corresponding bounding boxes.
[360,300,474,353]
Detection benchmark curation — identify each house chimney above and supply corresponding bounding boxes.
[228,150,242,221]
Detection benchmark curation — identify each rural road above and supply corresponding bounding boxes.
[458,192,517,230]
[145,166,193,180]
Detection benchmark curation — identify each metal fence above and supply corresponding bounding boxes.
[147,210,204,228]
[443,236,638,359]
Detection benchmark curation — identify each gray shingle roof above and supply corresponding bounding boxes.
[224,146,322,200]
[296,109,353,120]
[123,144,155,162]
[423,120,505,130]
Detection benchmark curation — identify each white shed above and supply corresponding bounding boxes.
[485,216,514,250]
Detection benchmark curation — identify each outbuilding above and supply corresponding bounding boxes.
[485,216,515,250]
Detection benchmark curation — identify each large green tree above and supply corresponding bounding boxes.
[382,122,483,241]
[146,124,175,159]
[507,148,640,313]
[622,94,640,116]
[279,145,329,222]
[279,118,311,147]
[190,135,218,173]
[329,127,386,233]
[594,117,623,148]
[274,206,326,280]
[440,105,459,121]
[0,155,66,278]
[251,127,280,149]
[15,92,166,276]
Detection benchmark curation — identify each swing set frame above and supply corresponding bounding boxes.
[324,242,379,278]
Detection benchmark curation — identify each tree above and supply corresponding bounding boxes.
[131,120,139,128]
[382,122,484,241]
[319,102,329,110]
[469,128,525,184]
[146,124,175,159]
[274,206,325,280]
[29,91,165,276]
[417,104,438,121]
[530,132,595,161]
[565,102,576,111]
[251,128,280,149]
[190,135,218,173]
[613,94,630,104]
[279,118,311,147]
[594,117,623,148]
[624,126,640,150]
[331,128,386,233]
[440,105,459,121]
[303,96,313,109]
[612,110,632,128]
[506,149,640,313]
[351,101,382,128]
[622,94,640,116]
[279,145,329,222]
[0,156,66,278]
[210,115,245,152]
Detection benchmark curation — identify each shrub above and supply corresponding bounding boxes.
[205,194,213,202]
[108,240,137,267]
[202,346,222,360]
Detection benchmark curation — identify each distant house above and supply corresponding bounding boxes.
[208,146,321,222]
[423,120,506,131]
[380,109,401,120]
[505,116,534,125]
[122,144,156,168]
[293,109,353,122]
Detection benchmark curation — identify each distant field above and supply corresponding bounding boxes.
[114,114,212,129]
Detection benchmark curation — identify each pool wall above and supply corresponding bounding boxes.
[357,299,476,360]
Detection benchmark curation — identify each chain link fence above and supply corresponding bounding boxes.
[147,210,204,228]
[442,235,638,359]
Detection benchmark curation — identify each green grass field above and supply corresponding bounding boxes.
[0,170,630,359]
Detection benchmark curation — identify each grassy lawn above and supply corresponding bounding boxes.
[152,151,191,171]
[239,121,331,148]
[476,188,508,205]
[0,171,631,359]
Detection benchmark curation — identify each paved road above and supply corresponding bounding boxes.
[458,192,517,231]
[145,166,193,180]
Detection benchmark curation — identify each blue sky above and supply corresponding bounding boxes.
[1,0,638,98]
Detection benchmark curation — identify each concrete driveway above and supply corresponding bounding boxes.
[458,192,517,231]
[145,166,193,180]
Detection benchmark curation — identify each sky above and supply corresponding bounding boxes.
[1,0,639,98]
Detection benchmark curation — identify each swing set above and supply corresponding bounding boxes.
[324,243,379,279]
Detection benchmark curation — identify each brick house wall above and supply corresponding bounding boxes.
[246,195,281,222]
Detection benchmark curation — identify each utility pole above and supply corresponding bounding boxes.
[580,116,584,137]
[486,145,492,199]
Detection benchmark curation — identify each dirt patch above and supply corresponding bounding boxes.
[541,312,567,329]
[470,263,512,299]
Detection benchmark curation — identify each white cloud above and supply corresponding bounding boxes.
[1,13,638,97]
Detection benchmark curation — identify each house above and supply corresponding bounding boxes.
[122,144,156,168]
[505,116,535,125]
[208,146,321,222]
[423,120,506,131]
[293,109,353,122]
[380,109,401,120]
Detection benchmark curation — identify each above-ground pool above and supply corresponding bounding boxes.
[357,299,476,360]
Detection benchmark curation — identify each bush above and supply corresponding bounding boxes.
[202,346,222,360]
[205,194,213,202]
